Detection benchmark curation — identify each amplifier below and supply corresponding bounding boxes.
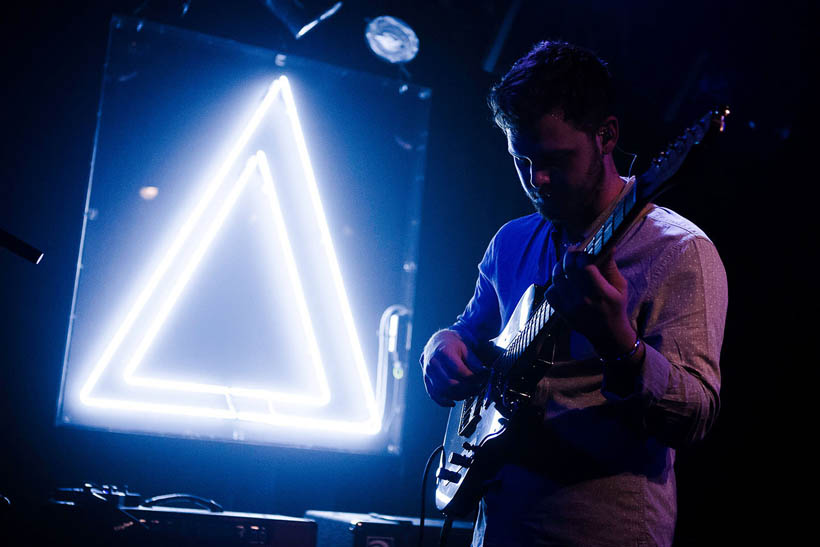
[304,510,473,547]
[121,505,317,546]
[38,484,316,546]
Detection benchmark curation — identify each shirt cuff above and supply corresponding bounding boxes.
[601,340,670,404]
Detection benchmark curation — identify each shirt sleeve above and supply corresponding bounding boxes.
[449,234,504,364]
[603,235,727,448]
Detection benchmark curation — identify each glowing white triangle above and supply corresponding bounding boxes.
[78,76,382,435]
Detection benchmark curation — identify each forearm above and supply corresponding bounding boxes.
[601,236,726,447]
[602,340,720,447]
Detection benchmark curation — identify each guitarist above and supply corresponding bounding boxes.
[421,40,727,547]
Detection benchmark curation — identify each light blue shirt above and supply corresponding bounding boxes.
[448,205,727,547]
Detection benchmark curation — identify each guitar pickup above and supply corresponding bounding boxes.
[437,467,462,484]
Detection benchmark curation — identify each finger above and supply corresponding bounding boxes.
[597,252,627,293]
[424,373,455,407]
[579,264,610,298]
[562,247,578,275]
[450,381,483,401]
[437,351,485,384]
[462,347,488,376]
[551,260,565,284]
[426,367,458,406]
[564,247,597,277]
[430,365,481,402]
[544,283,567,316]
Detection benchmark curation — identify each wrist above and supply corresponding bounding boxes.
[598,336,642,364]
[592,320,638,358]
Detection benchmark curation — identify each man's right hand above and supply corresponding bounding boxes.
[421,329,489,407]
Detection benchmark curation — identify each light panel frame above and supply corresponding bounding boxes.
[57,16,430,453]
[75,76,381,435]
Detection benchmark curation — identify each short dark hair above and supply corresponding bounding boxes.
[488,40,614,136]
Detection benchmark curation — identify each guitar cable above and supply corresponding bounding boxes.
[418,444,445,547]
[615,144,638,178]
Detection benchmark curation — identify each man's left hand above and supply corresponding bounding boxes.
[545,246,637,358]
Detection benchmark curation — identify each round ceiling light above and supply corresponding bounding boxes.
[365,16,419,64]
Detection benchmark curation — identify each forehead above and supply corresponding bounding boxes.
[506,112,589,156]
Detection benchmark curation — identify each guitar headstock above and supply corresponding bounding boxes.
[637,106,730,203]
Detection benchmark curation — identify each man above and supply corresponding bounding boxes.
[421,41,727,546]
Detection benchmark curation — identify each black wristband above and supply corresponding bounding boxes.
[599,337,642,364]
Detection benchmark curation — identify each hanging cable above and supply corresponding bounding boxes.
[418,445,444,547]
[439,515,454,547]
[615,144,639,178]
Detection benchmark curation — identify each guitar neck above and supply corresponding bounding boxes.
[578,178,640,259]
[492,179,644,372]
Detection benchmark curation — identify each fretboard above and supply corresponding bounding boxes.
[581,181,637,257]
[492,180,640,373]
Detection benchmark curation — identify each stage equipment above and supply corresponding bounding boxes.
[261,0,343,39]
[305,510,472,547]
[56,15,430,454]
[365,16,419,64]
[41,483,316,546]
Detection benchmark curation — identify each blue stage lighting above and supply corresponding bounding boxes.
[262,0,343,39]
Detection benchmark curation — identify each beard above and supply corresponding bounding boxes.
[530,149,605,228]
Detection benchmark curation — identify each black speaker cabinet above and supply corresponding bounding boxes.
[304,510,473,547]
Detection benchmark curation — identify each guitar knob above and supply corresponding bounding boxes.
[437,468,462,483]
[462,442,478,452]
[449,453,473,467]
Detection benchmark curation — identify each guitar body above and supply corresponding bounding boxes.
[435,284,553,516]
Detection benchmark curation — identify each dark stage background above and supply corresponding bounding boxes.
[1,1,805,544]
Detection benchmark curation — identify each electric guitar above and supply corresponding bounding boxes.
[434,107,730,517]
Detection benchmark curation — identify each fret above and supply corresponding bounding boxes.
[613,198,624,230]
[511,338,520,359]
[582,183,638,260]
[514,336,523,358]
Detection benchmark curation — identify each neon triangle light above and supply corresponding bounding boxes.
[78,76,382,435]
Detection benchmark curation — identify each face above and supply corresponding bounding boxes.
[506,112,605,229]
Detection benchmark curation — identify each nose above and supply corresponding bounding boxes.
[514,156,549,191]
[531,168,550,189]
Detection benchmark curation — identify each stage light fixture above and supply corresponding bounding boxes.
[365,15,419,64]
[261,0,343,39]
